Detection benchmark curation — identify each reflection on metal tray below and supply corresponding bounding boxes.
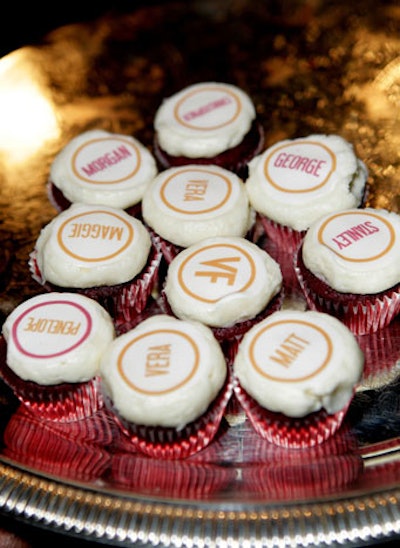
[0,1,400,546]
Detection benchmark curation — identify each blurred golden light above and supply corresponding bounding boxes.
[0,49,60,163]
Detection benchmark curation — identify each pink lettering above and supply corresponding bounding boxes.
[273,152,326,177]
[80,145,132,177]
[182,96,233,122]
[331,221,380,249]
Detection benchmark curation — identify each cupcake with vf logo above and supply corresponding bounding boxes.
[162,236,283,361]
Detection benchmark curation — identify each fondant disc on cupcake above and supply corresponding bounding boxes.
[154,82,257,158]
[142,164,254,250]
[163,236,282,329]
[48,129,158,211]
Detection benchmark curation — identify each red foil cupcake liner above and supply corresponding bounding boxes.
[0,339,103,422]
[145,226,183,264]
[258,214,306,253]
[233,379,350,449]
[259,236,304,302]
[44,407,116,445]
[29,243,163,328]
[103,375,233,459]
[294,248,400,335]
[3,405,111,481]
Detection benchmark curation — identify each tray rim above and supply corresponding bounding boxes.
[1,457,400,547]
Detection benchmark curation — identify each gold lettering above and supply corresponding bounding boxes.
[184,179,208,201]
[195,256,240,285]
[269,332,310,367]
[67,223,123,240]
[145,344,171,376]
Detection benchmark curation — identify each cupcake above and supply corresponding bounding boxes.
[161,236,283,361]
[295,207,400,335]
[0,292,115,421]
[47,129,158,217]
[233,309,364,448]
[142,164,255,263]
[153,81,264,178]
[245,134,368,252]
[99,314,232,459]
[29,203,162,327]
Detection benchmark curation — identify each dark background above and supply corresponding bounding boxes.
[0,2,159,57]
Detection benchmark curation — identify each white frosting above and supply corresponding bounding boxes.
[49,129,158,208]
[33,203,152,288]
[99,314,227,428]
[246,134,368,231]
[2,292,115,385]
[154,82,256,158]
[233,309,364,417]
[164,236,282,327]
[301,207,400,294]
[142,164,254,247]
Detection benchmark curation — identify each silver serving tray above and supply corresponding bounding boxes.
[0,2,400,545]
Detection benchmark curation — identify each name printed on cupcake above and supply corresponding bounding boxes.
[264,141,336,193]
[23,317,81,335]
[318,211,395,262]
[157,167,235,216]
[72,137,141,185]
[174,86,241,130]
[269,332,310,367]
[11,300,92,359]
[57,210,134,262]
[145,344,171,376]
[178,243,256,303]
[117,328,199,395]
[249,319,333,382]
